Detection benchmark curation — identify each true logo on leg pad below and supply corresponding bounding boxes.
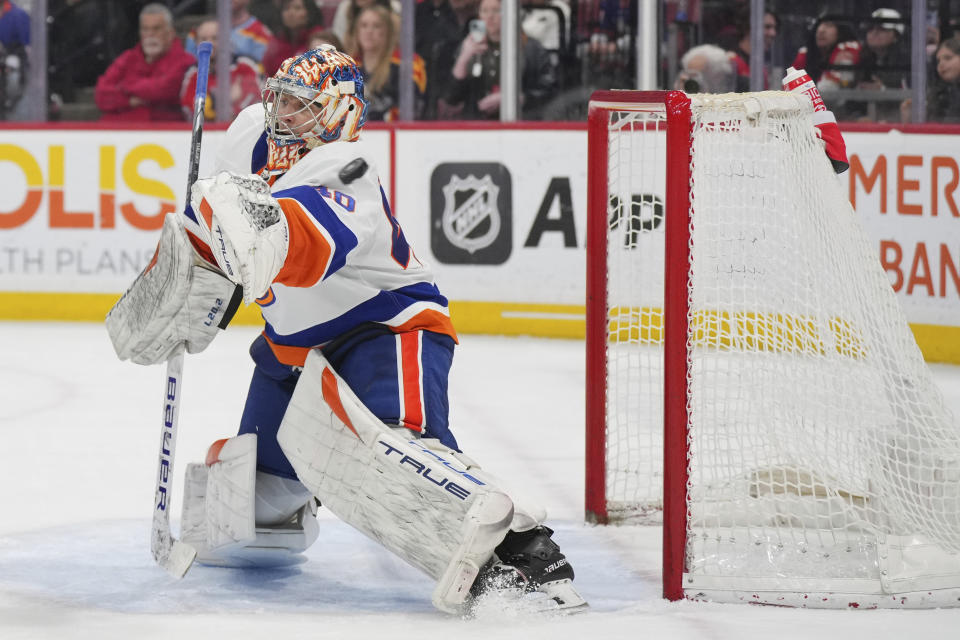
[377,440,484,501]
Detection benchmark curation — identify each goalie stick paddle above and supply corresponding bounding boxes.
[150,41,213,579]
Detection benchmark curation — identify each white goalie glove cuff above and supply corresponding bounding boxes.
[106,213,242,365]
[190,171,289,304]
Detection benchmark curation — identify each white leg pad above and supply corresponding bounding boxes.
[432,490,516,612]
[277,349,514,613]
[205,434,258,550]
[180,433,319,568]
[180,462,211,552]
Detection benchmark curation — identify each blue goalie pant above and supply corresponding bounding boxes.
[239,328,459,480]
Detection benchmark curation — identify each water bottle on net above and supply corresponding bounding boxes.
[781,66,849,174]
[781,66,826,113]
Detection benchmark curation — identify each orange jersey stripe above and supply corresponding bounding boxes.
[261,310,458,369]
[263,333,311,367]
[237,28,270,45]
[398,332,424,432]
[391,309,459,344]
[274,197,333,288]
[321,366,362,441]
[390,50,427,93]
[412,56,427,93]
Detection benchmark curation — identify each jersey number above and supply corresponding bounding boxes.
[315,185,409,268]
[316,186,356,212]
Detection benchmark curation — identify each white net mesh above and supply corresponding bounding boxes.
[604,105,668,523]
[598,92,960,602]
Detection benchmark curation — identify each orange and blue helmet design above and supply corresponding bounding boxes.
[262,45,368,146]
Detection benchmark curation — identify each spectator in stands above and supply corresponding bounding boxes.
[728,8,778,91]
[578,0,632,90]
[334,0,400,57]
[791,16,860,90]
[233,1,274,64]
[674,44,736,94]
[903,36,960,123]
[261,0,325,76]
[0,0,29,54]
[521,0,565,51]
[348,4,426,120]
[180,18,262,122]
[416,0,479,119]
[789,15,861,119]
[94,3,195,122]
[856,8,910,122]
[446,0,557,120]
[0,0,29,118]
[185,2,273,69]
[858,8,909,90]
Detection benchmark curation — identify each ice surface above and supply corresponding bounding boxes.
[2,322,960,639]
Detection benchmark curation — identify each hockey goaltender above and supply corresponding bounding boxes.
[106,45,586,615]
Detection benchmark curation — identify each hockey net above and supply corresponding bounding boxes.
[585,90,960,608]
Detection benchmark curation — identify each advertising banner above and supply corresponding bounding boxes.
[396,129,587,303]
[1,124,958,358]
[846,131,960,328]
[0,130,199,293]
[0,129,390,292]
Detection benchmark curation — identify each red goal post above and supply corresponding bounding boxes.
[585,90,960,608]
[586,90,693,601]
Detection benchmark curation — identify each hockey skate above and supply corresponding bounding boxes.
[468,526,588,614]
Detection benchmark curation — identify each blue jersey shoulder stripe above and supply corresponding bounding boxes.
[251,131,269,175]
[273,185,359,279]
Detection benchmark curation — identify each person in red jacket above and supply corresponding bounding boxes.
[791,17,861,90]
[94,3,195,122]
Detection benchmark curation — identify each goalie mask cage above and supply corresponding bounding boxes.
[585,90,960,608]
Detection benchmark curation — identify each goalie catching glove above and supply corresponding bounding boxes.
[106,213,241,365]
[190,171,289,305]
[782,66,849,174]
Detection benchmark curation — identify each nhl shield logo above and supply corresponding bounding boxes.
[431,163,512,265]
[441,175,500,254]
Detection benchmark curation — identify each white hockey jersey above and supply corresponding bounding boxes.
[182,104,456,366]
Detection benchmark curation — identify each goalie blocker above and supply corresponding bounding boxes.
[105,212,242,365]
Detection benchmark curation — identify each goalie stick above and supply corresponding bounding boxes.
[151,41,212,578]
